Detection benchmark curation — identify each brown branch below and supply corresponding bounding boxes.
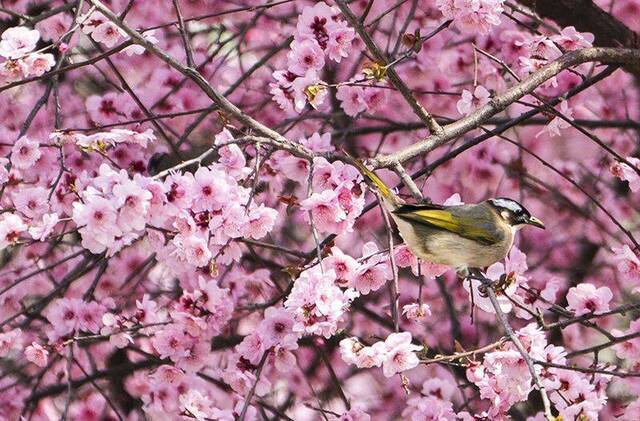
[369,48,640,168]
[420,338,506,365]
[87,0,298,156]
[516,0,640,74]
[566,330,640,358]
[536,360,640,379]
[482,278,554,420]
[334,0,443,135]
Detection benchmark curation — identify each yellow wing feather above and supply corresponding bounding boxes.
[350,159,398,206]
[395,208,500,245]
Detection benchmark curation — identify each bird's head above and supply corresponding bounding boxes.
[488,197,545,229]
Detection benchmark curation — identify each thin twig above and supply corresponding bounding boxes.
[481,277,554,420]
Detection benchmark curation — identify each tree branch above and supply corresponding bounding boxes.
[370,47,640,168]
[334,0,443,135]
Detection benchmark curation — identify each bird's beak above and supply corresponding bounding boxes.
[527,215,545,229]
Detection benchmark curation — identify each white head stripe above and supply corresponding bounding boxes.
[489,198,524,213]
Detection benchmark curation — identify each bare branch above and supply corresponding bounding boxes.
[370,48,640,168]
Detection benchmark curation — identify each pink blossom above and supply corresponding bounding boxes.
[472,349,532,416]
[247,205,278,239]
[24,342,48,367]
[362,87,387,113]
[301,132,334,153]
[259,306,297,349]
[236,333,267,365]
[610,157,640,192]
[269,70,297,113]
[288,39,325,76]
[91,22,124,48]
[77,300,105,333]
[402,303,432,321]
[566,283,613,316]
[45,298,83,337]
[11,136,41,169]
[552,26,594,51]
[12,186,49,219]
[218,144,248,177]
[353,260,387,294]
[326,25,355,63]
[0,213,27,249]
[351,241,390,294]
[191,166,229,212]
[422,378,456,401]
[86,93,125,125]
[195,277,233,332]
[420,260,451,278]
[436,0,505,34]
[279,154,310,183]
[339,337,386,368]
[81,11,107,35]
[402,396,457,421]
[72,195,121,253]
[612,244,640,290]
[173,233,211,267]
[456,85,491,115]
[381,332,422,377]
[0,26,39,59]
[300,189,347,234]
[536,100,574,138]
[178,390,216,420]
[123,30,158,56]
[153,324,189,360]
[285,267,358,337]
[291,71,327,111]
[336,84,366,117]
[23,53,55,77]
[325,246,359,286]
[35,13,71,42]
[272,346,296,373]
[113,179,152,231]
[296,2,338,49]
[0,329,22,356]
[613,320,640,361]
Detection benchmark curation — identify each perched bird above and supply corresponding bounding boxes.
[353,160,545,271]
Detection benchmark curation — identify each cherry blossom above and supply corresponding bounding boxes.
[0,1,638,419]
[24,342,48,367]
[381,332,423,377]
[610,157,640,192]
[11,136,41,169]
[566,283,613,316]
[0,26,39,59]
[456,85,491,115]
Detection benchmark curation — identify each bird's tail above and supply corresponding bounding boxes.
[350,158,400,208]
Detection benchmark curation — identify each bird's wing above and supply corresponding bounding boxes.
[392,204,502,245]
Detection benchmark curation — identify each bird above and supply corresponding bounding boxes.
[352,159,545,272]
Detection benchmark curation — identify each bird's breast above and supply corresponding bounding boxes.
[393,216,514,269]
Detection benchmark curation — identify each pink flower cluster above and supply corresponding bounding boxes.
[81,11,126,48]
[436,0,505,34]
[284,266,359,338]
[152,277,233,372]
[0,0,639,419]
[468,324,610,419]
[610,157,640,192]
[294,154,365,235]
[271,2,356,113]
[340,331,422,377]
[0,26,55,82]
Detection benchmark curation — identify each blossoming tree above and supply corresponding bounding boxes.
[0,0,639,419]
